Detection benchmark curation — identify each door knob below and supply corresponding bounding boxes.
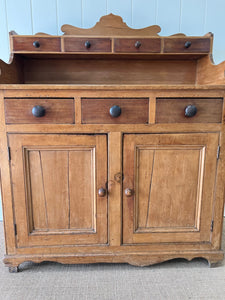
[125,188,133,197]
[98,187,106,197]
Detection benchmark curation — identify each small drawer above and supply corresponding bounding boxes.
[156,98,223,123]
[81,98,149,124]
[163,38,210,53]
[4,98,75,124]
[12,37,61,52]
[114,38,161,53]
[64,38,111,52]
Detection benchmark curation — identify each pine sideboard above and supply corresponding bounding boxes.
[0,14,225,272]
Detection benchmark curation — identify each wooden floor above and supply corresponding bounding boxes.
[0,220,224,300]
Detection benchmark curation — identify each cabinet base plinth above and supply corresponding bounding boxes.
[4,250,224,271]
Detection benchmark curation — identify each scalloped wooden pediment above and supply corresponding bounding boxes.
[61,13,161,36]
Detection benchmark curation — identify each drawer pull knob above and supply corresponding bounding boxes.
[32,105,46,118]
[98,187,106,197]
[184,105,197,117]
[135,41,142,49]
[109,105,121,118]
[125,188,133,197]
[33,41,40,48]
[184,41,192,48]
[85,41,91,49]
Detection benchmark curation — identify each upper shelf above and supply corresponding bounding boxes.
[10,14,212,57]
[1,14,225,86]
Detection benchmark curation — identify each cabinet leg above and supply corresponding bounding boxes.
[8,266,19,273]
[208,261,219,268]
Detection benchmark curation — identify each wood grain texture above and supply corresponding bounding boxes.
[12,37,61,52]
[69,149,95,230]
[8,134,108,247]
[0,56,24,84]
[28,151,48,230]
[27,148,96,232]
[114,38,161,53]
[197,56,225,85]
[61,14,161,36]
[39,150,69,230]
[81,98,149,124]
[64,38,111,52]
[4,98,75,124]
[123,133,219,244]
[3,250,224,269]
[164,38,211,53]
[137,147,203,230]
[23,59,197,85]
[156,98,223,123]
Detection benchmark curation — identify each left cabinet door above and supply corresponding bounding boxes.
[8,134,108,247]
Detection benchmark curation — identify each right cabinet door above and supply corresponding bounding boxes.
[123,133,219,244]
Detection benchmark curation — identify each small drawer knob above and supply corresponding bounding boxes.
[109,105,121,118]
[184,105,197,117]
[184,41,192,48]
[135,41,142,49]
[125,188,133,197]
[33,41,40,48]
[98,187,106,197]
[32,105,45,118]
[85,41,91,49]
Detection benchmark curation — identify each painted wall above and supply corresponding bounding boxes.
[0,0,225,220]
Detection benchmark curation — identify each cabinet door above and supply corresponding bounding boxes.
[123,133,219,244]
[8,134,107,247]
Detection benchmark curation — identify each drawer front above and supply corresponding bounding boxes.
[12,37,61,52]
[5,98,75,124]
[156,98,223,123]
[114,38,161,53]
[81,98,149,124]
[64,38,111,52]
[164,38,210,53]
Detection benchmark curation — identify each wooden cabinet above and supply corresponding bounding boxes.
[0,14,225,272]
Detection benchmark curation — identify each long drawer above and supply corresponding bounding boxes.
[81,98,149,124]
[4,98,75,124]
[156,98,223,123]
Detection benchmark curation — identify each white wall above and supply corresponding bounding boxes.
[0,0,225,220]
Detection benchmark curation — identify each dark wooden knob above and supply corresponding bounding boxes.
[98,187,106,197]
[109,105,121,118]
[184,41,192,48]
[125,188,133,197]
[32,105,45,117]
[33,41,40,48]
[85,41,91,49]
[135,41,142,49]
[184,105,197,117]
